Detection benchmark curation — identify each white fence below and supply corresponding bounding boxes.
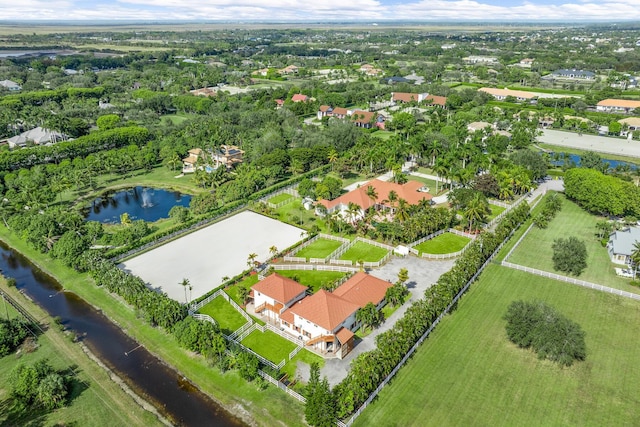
[192,313,217,327]
[448,228,477,240]
[363,252,392,268]
[329,259,355,266]
[265,264,359,273]
[338,211,531,427]
[501,261,640,301]
[283,256,307,263]
[189,289,225,314]
[488,199,511,208]
[326,240,356,261]
[258,370,306,403]
[259,184,299,208]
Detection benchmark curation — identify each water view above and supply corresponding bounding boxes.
[548,153,638,170]
[85,186,191,223]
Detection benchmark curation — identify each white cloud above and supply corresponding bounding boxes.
[0,0,639,21]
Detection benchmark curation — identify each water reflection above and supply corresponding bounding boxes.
[85,186,192,223]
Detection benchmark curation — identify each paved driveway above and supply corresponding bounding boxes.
[305,256,455,386]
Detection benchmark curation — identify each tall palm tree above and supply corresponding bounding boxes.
[269,246,278,259]
[347,202,362,224]
[180,278,190,304]
[395,198,410,223]
[365,185,378,210]
[387,190,398,211]
[247,253,258,270]
[464,194,489,233]
[631,241,640,280]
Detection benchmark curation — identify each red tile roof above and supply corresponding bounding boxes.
[351,110,375,124]
[289,290,359,332]
[291,94,309,102]
[318,179,432,211]
[319,105,332,112]
[332,107,348,116]
[332,272,393,308]
[336,327,355,344]
[425,95,447,107]
[393,92,421,103]
[251,273,308,305]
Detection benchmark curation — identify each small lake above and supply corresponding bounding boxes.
[85,187,191,224]
[548,153,638,170]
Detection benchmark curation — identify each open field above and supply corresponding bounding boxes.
[355,265,640,427]
[270,199,331,233]
[0,280,162,427]
[508,195,639,294]
[0,227,307,426]
[339,241,388,262]
[120,211,305,301]
[294,238,344,260]
[414,233,471,255]
[198,296,248,334]
[276,270,347,293]
[241,330,298,365]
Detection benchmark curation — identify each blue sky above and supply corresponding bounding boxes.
[1,0,639,21]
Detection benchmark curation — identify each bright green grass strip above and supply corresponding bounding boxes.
[295,238,344,260]
[276,270,346,293]
[355,264,640,427]
[225,275,259,305]
[339,241,388,262]
[414,233,471,255]
[508,194,639,294]
[269,193,294,205]
[198,296,248,335]
[488,203,506,220]
[241,330,298,365]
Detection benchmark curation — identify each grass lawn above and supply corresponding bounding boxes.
[339,241,388,262]
[224,275,259,305]
[407,175,446,195]
[197,296,248,335]
[269,193,295,205]
[281,349,325,381]
[355,265,640,427]
[159,113,195,125]
[0,280,162,427]
[241,330,298,365]
[488,203,506,220]
[272,199,328,232]
[507,195,639,294]
[294,238,344,260]
[276,270,347,293]
[0,228,306,426]
[414,232,471,255]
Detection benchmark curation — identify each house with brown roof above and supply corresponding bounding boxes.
[317,179,432,221]
[597,99,640,114]
[331,107,349,119]
[391,92,429,104]
[479,87,536,102]
[212,145,244,169]
[251,68,270,77]
[317,105,334,120]
[251,273,308,322]
[190,87,217,97]
[619,117,640,131]
[182,148,205,173]
[350,110,386,129]
[278,65,299,75]
[278,272,393,357]
[291,94,309,103]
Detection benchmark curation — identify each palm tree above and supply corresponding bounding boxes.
[395,198,410,223]
[269,246,278,259]
[347,202,361,224]
[365,185,378,211]
[464,194,489,233]
[631,241,640,280]
[387,190,398,211]
[328,148,338,172]
[247,253,258,270]
[180,278,190,304]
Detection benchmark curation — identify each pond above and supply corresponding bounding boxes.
[85,187,192,223]
[548,153,638,170]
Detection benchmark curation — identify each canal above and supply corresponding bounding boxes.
[0,242,244,427]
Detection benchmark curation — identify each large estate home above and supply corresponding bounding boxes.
[549,69,595,80]
[596,99,640,114]
[0,79,22,91]
[316,179,432,221]
[391,92,447,107]
[250,272,393,358]
[479,87,536,102]
[182,145,244,173]
[316,106,385,129]
[607,226,640,265]
[4,126,68,149]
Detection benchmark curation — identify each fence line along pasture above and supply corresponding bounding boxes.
[188,288,225,314]
[340,218,525,427]
[266,264,359,273]
[258,370,306,403]
[501,261,640,301]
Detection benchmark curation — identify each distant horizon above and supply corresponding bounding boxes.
[0,0,639,23]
